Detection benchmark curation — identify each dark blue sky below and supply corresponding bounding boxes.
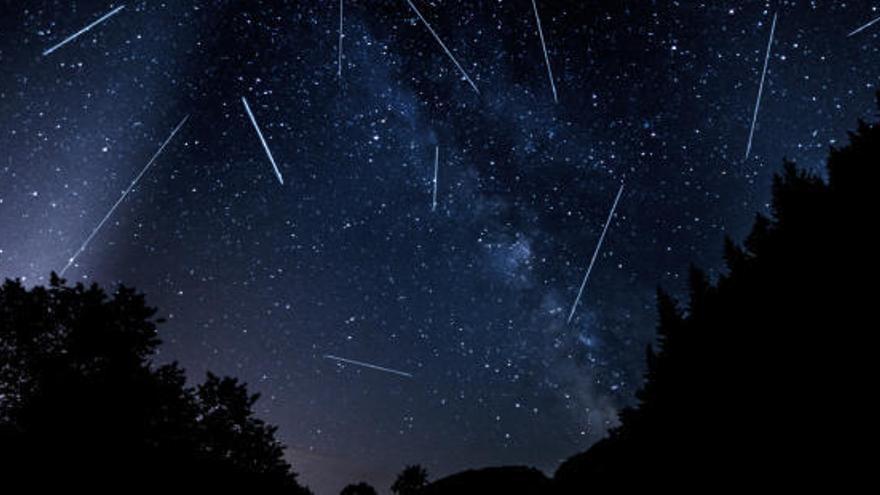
[1,1,878,493]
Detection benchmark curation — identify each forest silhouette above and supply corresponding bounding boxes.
[552,95,880,492]
[3,96,877,493]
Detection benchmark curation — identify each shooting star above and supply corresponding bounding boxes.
[848,14,880,37]
[43,5,126,57]
[745,12,777,160]
[531,0,558,103]
[404,0,480,94]
[241,96,284,185]
[432,145,439,212]
[60,115,189,276]
[567,183,625,324]
[324,354,413,378]
[338,0,344,77]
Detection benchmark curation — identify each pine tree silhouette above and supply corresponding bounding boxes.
[555,94,880,491]
[0,274,311,493]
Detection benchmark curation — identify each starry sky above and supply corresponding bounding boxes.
[1,1,878,493]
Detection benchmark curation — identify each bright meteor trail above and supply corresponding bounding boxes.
[404,0,480,94]
[338,0,345,77]
[242,97,284,185]
[324,354,413,378]
[42,5,126,57]
[745,12,777,160]
[531,0,558,104]
[432,145,439,212]
[567,183,625,324]
[59,115,189,276]
[848,14,880,37]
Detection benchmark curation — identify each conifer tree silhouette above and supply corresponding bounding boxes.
[555,94,880,491]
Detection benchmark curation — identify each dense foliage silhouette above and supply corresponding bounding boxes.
[554,96,880,491]
[391,464,429,495]
[0,274,311,493]
[340,481,379,495]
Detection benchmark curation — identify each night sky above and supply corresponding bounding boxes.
[1,1,878,493]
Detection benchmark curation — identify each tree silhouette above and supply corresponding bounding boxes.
[391,464,429,495]
[340,481,379,495]
[0,274,311,493]
[418,466,551,495]
[555,95,880,491]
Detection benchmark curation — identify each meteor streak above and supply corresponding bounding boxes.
[60,115,189,276]
[338,0,344,77]
[567,183,625,323]
[242,97,284,185]
[43,5,126,56]
[745,12,777,160]
[404,0,480,94]
[324,354,413,378]
[432,146,439,212]
[848,14,880,37]
[531,0,558,103]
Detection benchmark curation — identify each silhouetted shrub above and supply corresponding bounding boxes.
[392,464,429,495]
[341,481,379,495]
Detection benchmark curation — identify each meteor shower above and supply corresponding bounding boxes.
[0,2,876,494]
